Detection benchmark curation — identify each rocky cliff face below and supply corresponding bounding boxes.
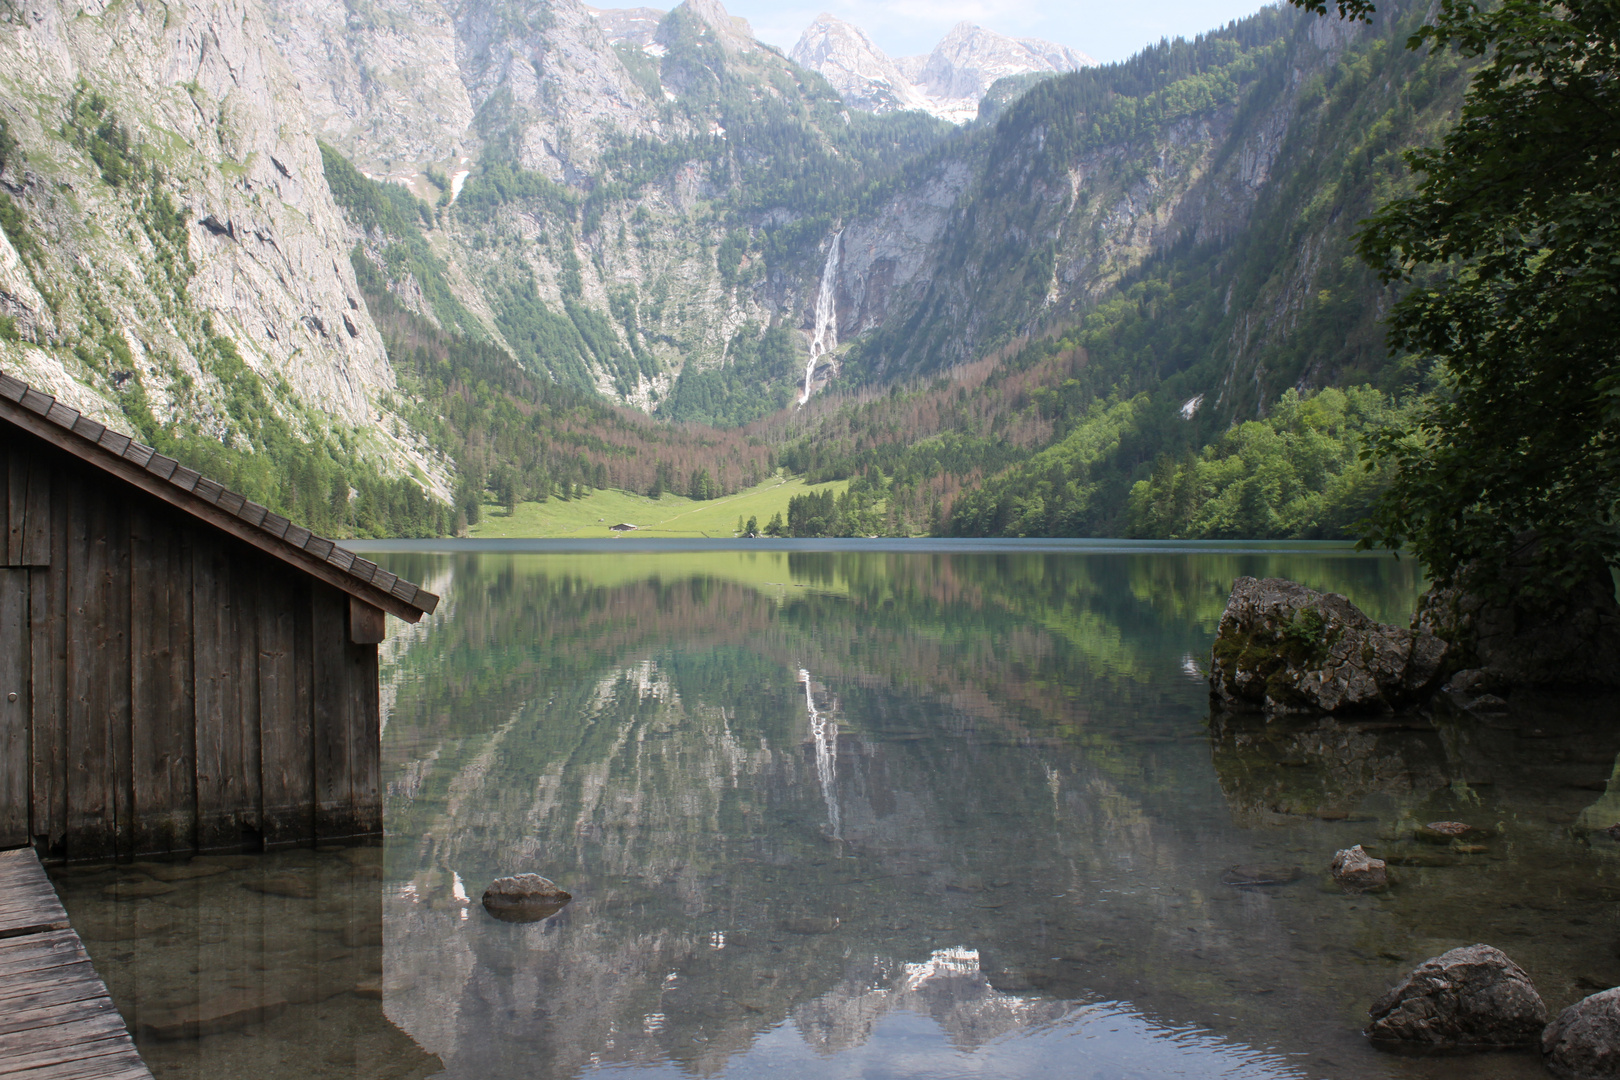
[787,15,932,116]
[839,5,1401,396]
[0,0,1460,518]
[0,0,449,495]
[907,21,1095,123]
[585,5,664,48]
[260,0,475,180]
[264,0,662,186]
[790,16,1095,124]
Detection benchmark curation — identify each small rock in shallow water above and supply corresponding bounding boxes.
[140,989,289,1040]
[244,872,316,899]
[1447,668,1504,696]
[1221,865,1303,887]
[190,854,259,870]
[1543,986,1620,1078]
[103,878,176,899]
[481,874,572,922]
[1425,820,1472,836]
[1367,944,1547,1052]
[1383,851,1459,868]
[130,860,231,883]
[1416,821,1492,843]
[1331,845,1388,892]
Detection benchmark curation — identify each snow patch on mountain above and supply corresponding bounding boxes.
[791,16,1096,124]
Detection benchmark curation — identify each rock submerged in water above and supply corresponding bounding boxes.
[481,874,572,923]
[1331,845,1388,892]
[1416,821,1492,844]
[1543,987,1620,1079]
[1211,577,1449,715]
[140,988,289,1040]
[1366,944,1547,1052]
[1220,864,1302,887]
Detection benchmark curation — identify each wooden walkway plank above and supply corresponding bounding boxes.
[0,932,84,978]
[0,849,151,1080]
[0,1032,140,1075]
[0,962,108,1007]
[4,1047,152,1080]
[0,993,125,1037]
[0,849,69,939]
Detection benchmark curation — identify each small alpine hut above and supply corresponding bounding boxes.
[0,372,438,861]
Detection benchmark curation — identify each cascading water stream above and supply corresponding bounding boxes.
[799,668,841,840]
[799,231,842,405]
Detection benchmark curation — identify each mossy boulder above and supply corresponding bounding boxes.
[1211,576,1448,715]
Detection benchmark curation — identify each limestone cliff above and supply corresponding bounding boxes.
[790,16,1095,124]
[787,15,931,116]
[0,0,450,500]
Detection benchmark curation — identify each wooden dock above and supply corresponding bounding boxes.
[0,848,152,1079]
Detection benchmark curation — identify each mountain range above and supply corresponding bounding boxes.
[787,15,1095,123]
[0,0,1461,536]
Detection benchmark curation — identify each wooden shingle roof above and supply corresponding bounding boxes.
[0,371,438,622]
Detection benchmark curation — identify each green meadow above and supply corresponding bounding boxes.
[468,474,851,538]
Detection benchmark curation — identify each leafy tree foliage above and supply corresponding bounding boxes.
[1292,0,1620,590]
[1126,387,1416,539]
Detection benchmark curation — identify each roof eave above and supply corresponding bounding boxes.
[0,385,438,623]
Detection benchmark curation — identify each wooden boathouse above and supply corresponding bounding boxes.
[0,372,437,861]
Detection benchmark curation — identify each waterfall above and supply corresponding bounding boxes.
[799,231,842,405]
[799,668,841,840]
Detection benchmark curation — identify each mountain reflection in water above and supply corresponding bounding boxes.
[54,545,1620,1080]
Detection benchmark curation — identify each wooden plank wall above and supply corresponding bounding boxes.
[0,428,382,861]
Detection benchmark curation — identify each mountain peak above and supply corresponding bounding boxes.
[586,6,667,48]
[916,21,1095,111]
[792,15,1094,123]
[681,0,756,53]
[790,14,930,114]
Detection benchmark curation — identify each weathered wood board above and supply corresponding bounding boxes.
[0,848,152,1079]
[0,425,392,860]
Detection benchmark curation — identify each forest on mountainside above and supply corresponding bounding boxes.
[755,0,1471,539]
[309,0,1457,542]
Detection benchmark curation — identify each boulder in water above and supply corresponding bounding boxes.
[1366,944,1547,1052]
[1543,986,1620,1078]
[1211,577,1448,715]
[1417,554,1620,689]
[1331,845,1388,892]
[481,874,572,922]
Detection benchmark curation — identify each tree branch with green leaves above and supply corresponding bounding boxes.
[1290,0,1620,595]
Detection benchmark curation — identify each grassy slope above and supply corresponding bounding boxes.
[469,475,851,538]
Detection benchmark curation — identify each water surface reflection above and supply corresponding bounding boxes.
[55,545,1620,1079]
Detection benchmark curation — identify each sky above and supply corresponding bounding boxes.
[717,0,1278,65]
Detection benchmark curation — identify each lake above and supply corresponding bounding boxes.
[52,541,1620,1080]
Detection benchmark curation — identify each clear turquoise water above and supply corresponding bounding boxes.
[54,542,1620,1079]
